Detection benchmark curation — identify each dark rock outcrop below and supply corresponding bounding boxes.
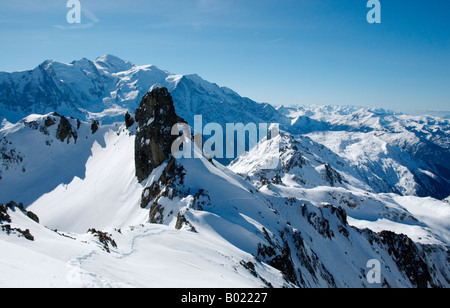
[134,87,186,182]
[379,231,434,288]
[88,228,117,253]
[56,116,78,143]
[125,112,135,129]
[90,120,99,134]
[44,117,56,127]
[0,202,38,241]
[0,204,11,223]
[323,163,343,187]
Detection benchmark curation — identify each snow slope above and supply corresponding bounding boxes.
[2,111,445,288]
[230,130,450,246]
[229,131,372,192]
[1,204,284,288]
[0,114,112,205]
[279,105,450,199]
[28,126,146,233]
[307,131,449,198]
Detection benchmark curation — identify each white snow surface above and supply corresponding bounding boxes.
[0,208,283,288]
[230,131,450,246]
[2,126,287,288]
[0,57,449,288]
[1,120,449,288]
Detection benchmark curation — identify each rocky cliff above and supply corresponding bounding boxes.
[134,87,186,183]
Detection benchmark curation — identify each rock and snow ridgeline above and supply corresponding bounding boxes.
[0,58,449,288]
[1,55,448,200]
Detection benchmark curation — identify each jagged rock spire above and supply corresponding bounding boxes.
[134,87,185,182]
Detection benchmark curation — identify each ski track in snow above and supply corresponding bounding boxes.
[66,227,169,287]
[115,227,169,259]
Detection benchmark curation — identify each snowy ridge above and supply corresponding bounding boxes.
[1,202,284,288]
[307,131,449,198]
[1,55,448,199]
[1,121,448,287]
[230,130,450,246]
[0,55,282,128]
[229,131,372,192]
[1,57,450,287]
[0,113,113,205]
[281,105,450,199]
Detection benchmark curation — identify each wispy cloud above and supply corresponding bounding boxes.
[267,38,284,44]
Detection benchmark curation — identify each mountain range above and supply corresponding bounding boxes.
[0,55,449,288]
[1,55,449,200]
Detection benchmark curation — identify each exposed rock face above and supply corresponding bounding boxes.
[0,202,38,241]
[0,204,11,223]
[134,87,185,182]
[44,117,56,128]
[90,120,99,134]
[56,116,78,143]
[323,163,343,187]
[125,112,135,129]
[88,228,117,253]
[379,231,434,288]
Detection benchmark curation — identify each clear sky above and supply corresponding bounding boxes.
[0,0,449,111]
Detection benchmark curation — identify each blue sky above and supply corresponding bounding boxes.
[0,0,449,111]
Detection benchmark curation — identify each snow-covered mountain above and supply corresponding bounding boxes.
[281,105,450,200]
[229,131,372,192]
[1,55,448,200]
[1,56,450,288]
[1,88,448,288]
[0,55,283,128]
[230,131,450,247]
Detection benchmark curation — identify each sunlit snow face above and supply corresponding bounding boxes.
[170,115,280,170]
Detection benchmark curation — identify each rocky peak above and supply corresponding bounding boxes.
[134,87,186,182]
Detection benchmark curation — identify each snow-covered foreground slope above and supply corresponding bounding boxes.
[1,204,284,288]
[1,121,286,288]
[28,126,146,233]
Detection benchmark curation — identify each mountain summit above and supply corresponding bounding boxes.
[0,56,449,200]
[94,54,134,74]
